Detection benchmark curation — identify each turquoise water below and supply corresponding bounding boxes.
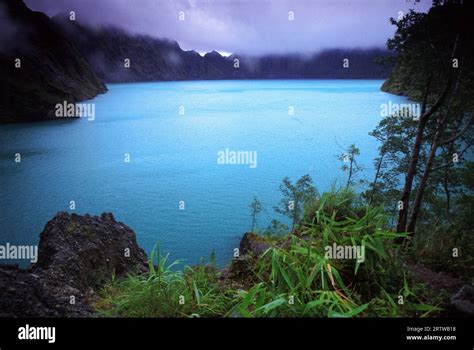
[0,80,407,266]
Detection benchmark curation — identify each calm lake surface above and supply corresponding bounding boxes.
[0,80,408,266]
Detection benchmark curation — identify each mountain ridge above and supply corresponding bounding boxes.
[52,13,393,83]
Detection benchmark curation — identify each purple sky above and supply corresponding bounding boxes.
[24,0,432,55]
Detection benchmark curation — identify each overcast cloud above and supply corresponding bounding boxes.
[24,0,432,55]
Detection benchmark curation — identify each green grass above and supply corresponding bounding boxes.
[96,245,234,317]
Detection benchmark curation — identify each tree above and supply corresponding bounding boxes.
[338,144,362,189]
[274,175,317,229]
[249,197,262,232]
[380,1,474,237]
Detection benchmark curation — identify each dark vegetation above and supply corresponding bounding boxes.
[378,0,473,277]
[0,0,107,122]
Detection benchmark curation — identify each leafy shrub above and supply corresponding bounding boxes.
[97,245,233,317]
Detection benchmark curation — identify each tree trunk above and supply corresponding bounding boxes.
[406,140,438,233]
[397,35,459,235]
[407,71,465,233]
[407,114,472,232]
[443,162,451,220]
[396,75,453,233]
[396,117,429,233]
[346,157,354,189]
[369,151,385,204]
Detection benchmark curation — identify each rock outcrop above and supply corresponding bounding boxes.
[0,0,107,122]
[450,285,474,317]
[239,232,271,258]
[219,232,273,290]
[0,265,72,317]
[0,212,147,317]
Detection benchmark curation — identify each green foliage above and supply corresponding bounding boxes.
[412,220,474,280]
[378,1,474,234]
[369,112,473,278]
[366,114,417,208]
[97,245,233,317]
[229,188,439,317]
[369,280,442,318]
[274,174,318,229]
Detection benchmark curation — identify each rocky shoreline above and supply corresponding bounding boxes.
[0,213,276,317]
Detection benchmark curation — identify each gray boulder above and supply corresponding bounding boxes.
[0,212,148,317]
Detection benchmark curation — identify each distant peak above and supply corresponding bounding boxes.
[204,50,222,58]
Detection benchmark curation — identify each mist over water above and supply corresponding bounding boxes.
[0,80,408,266]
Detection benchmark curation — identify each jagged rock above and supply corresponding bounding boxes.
[35,212,148,292]
[218,232,271,289]
[0,265,68,317]
[219,255,257,291]
[0,212,147,317]
[450,285,474,317]
[239,232,271,258]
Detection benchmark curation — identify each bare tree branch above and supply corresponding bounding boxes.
[430,144,472,172]
[437,114,473,147]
